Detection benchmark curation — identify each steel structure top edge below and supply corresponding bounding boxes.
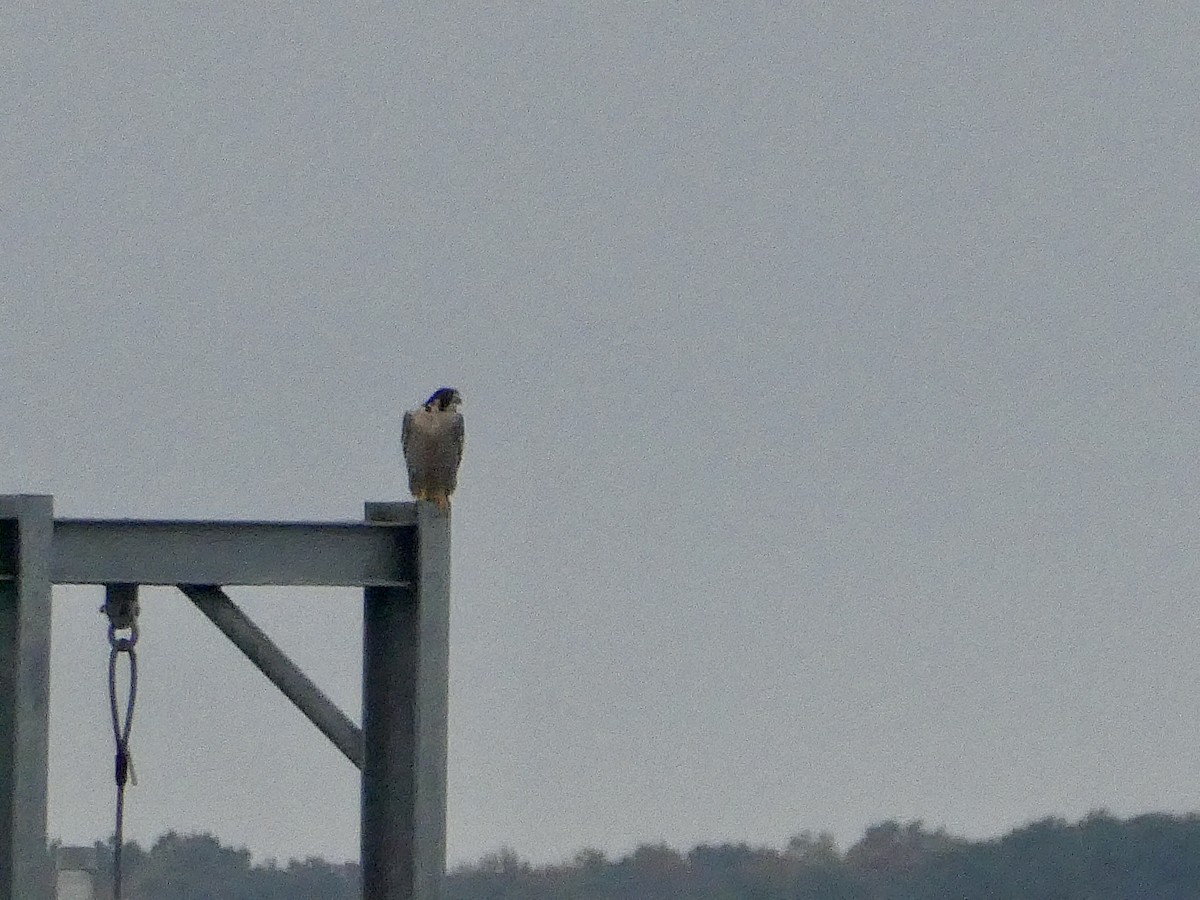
[52,513,418,529]
[43,505,418,586]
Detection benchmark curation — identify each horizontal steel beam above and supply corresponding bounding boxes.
[45,514,417,586]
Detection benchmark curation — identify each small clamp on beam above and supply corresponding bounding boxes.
[102,583,140,649]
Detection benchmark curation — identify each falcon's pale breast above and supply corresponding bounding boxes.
[403,407,464,494]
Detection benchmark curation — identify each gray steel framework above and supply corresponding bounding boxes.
[0,496,450,900]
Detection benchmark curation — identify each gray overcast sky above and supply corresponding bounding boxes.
[3,1,1198,867]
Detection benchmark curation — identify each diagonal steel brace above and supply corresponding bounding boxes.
[177,584,363,769]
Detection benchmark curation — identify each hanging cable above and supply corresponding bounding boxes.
[103,584,140,900]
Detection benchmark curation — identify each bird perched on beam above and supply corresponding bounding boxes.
[402,387,465,511]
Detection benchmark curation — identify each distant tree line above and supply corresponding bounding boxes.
[71,810,1200,899]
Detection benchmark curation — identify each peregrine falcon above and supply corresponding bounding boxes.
[402,387,465,511]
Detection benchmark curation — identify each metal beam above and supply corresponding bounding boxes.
[49,517,417,586]
[179,585,363,769]
[361,502,450,900]
[0,495,53,900]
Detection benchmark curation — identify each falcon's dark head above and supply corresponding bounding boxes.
[425,387,463,411]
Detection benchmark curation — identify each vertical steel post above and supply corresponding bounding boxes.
[0,495,53,900]
[361,503,450,900]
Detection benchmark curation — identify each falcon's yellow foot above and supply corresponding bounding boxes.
[433,495,451,513]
